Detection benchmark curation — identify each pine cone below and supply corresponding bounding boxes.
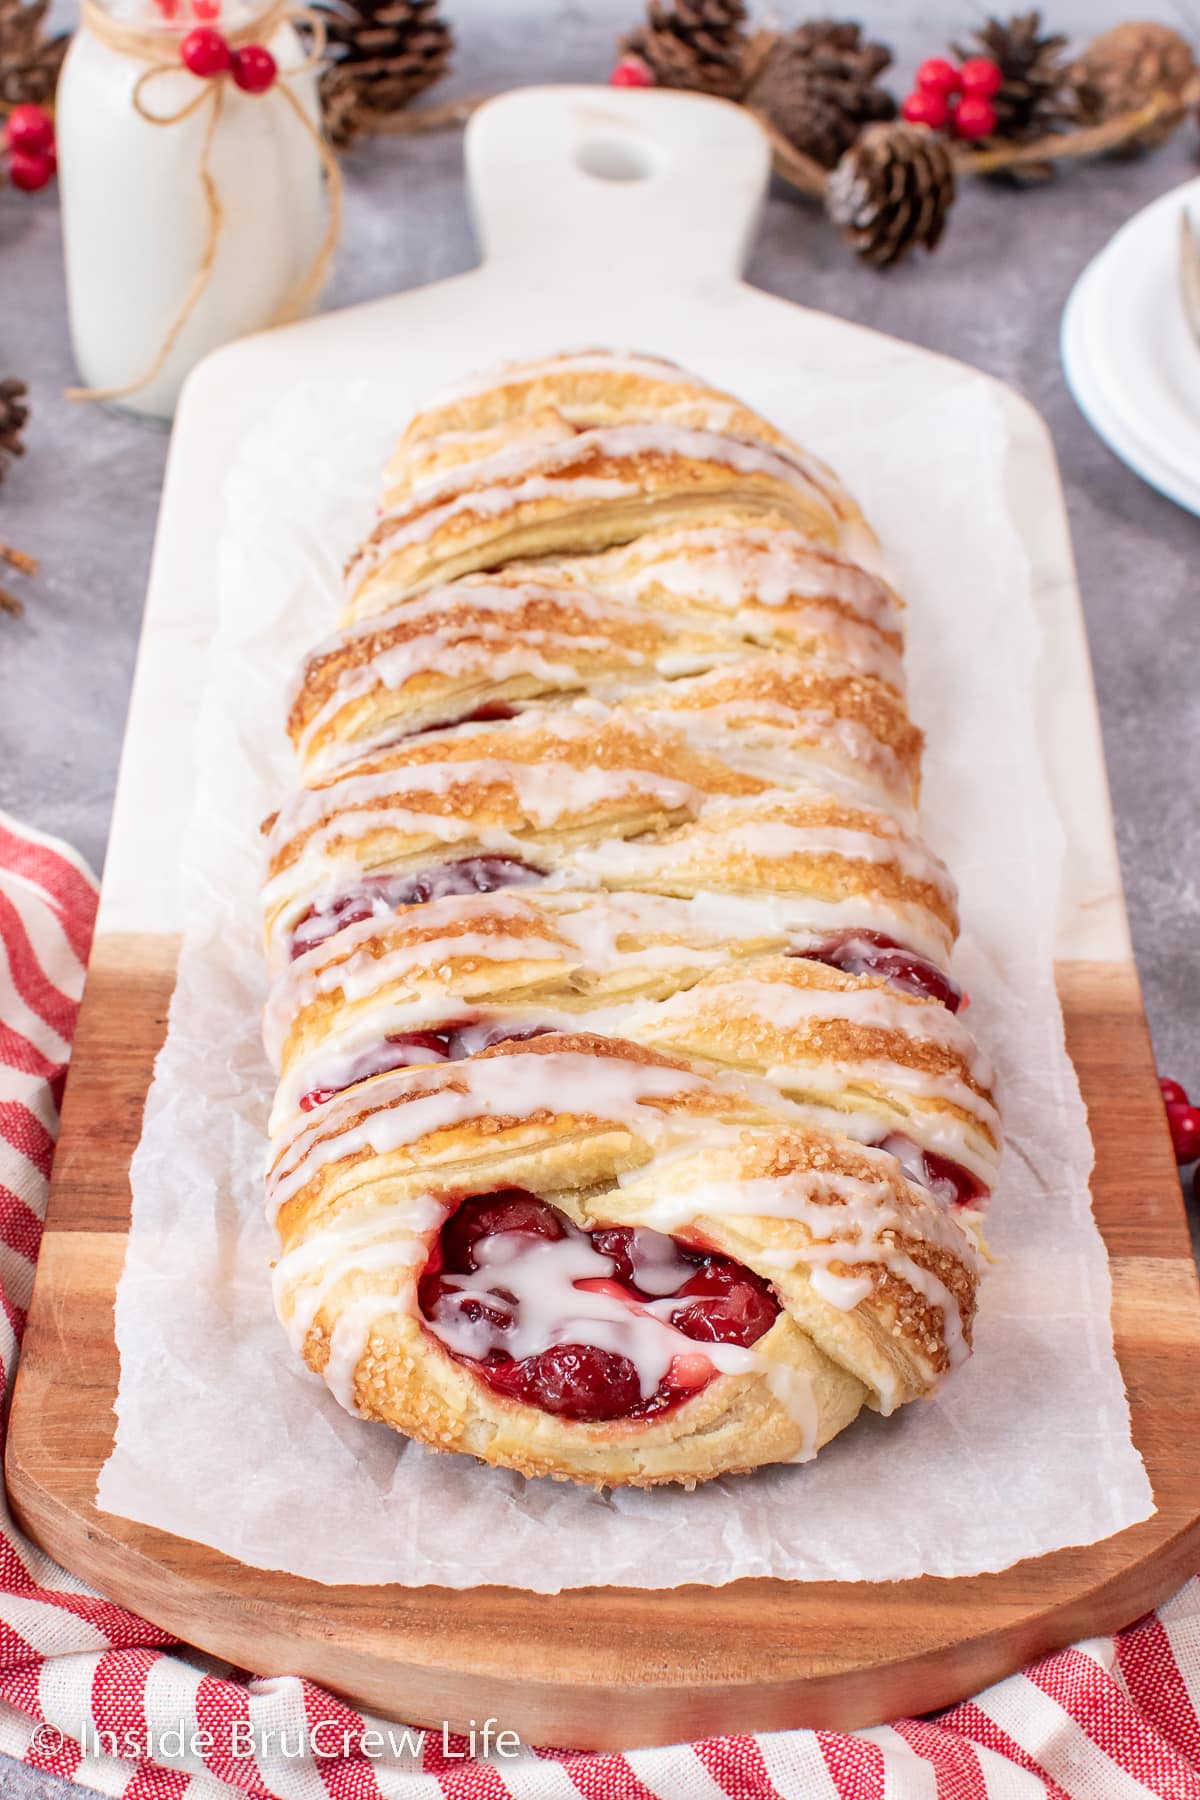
[620,0,749,101]
[746,21,896,170]
[313,0,452,149]
[0,378,28,483]
[826,121,955,269]
[0,0,68,109]
[954,11,1079,145]
[1071,23,1196,154]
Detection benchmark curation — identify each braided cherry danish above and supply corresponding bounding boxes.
[263,351,996,1487]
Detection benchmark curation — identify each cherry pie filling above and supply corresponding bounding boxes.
[418,1190,780,1422]
[288,855,545,960]
[876,1132,987,1208]
[297,1022,552,1111]
[367,700,520,755]
[296,1031,988,1207]
[792,930,963,1013]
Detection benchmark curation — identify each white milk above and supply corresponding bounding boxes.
[57,0,326,420]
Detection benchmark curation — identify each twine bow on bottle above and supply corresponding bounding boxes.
[66,0,342,405]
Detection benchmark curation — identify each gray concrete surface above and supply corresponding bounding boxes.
[0,1,1197,1790]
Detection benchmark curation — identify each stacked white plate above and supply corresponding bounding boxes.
[1061,175,1200,515]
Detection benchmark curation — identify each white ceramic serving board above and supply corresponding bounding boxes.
[101,85,1128,965]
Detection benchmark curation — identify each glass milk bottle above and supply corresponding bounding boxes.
[57,0,329,420]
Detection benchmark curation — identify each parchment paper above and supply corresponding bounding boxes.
[96,370,1154,1589]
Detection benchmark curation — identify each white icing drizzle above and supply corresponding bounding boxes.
[683,976,993,1084]
[291,580,640,765]
[708,817,952,893]
[265,882,963,1074]
[555,853,954,966]
[298,648,581,764]
[629,1168,976,1380]
[354,424,843,580]
[270,998,996,1191]
[274,1196,446,1356]
[731,618,903,692]
[263,758,709,939]
[631,699,908,805]
[542,884,953,972]
[391,351,859,520]
[760,1054,1001,1140]
[292,569,906,776]
[426,1228,758,1400]
[267,1047,735,1219]
[276,1187,819,1442]
[266,902,565,1059]
[416,351,701,410]
[808,1266,876,1309]
[297,576,619,671]
[609,524,901,631]
[564,813,951,902]
[271,751,698,846]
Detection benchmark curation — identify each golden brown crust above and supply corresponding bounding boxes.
[290,581,666,745]
[344,427,858,623]
[622,655,924,807]
[270,1032,775,1245]
[647,955,994,1109]
[383,352,863,528]
[518,518,903,648]
[561,790,959,948]
[261,711,770,959]
[290,550,909,777]
[309,1307,868,1488]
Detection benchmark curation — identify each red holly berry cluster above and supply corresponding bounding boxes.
[1161,1077,1200,1167]
[181,25,277,92]
[3,103,56,193]
[901,56,1001,141]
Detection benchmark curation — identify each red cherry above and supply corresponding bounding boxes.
[496,1344,643,1421]
[1166,1103,1200,1166]
[1161,1077,1189,1107]
[901,88,950,130]
[796,932,963,1012]
[192,0,221,15]
[288,855,544,959]
[7,148,55,191]
[916,57,963,96]
[921,1149,987,1209]
[670,1259,779,1348]
[231,41,276,91]
[439,1190,565,1275]
[181,26,230,75]
[586,1225,640,1289]
[404,700,518,744]
[959,56,1003,98]
[4,103,54,155]
[610,57,653,88]
[954,94,998,140]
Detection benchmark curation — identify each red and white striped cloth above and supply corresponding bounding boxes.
[2,806,1199,1800]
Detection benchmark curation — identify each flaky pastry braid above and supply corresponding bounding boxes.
[260,351,998,1486]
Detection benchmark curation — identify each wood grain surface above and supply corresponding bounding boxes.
[7,934,1200,1748]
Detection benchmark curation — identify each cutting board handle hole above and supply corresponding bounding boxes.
[574,135,656,184]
